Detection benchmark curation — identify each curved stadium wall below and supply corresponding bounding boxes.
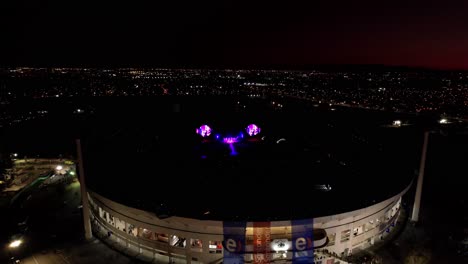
[87,181,410,264]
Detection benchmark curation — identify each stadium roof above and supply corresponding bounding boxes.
[82,96,415,221]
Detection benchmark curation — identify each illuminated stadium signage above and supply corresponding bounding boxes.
[222,220,328,263]
[224,238,244,253]
[223,221,246,264]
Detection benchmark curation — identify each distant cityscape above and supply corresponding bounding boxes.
[1,66,467,264]
[1,67,468,127]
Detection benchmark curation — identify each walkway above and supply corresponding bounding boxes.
[91,217,195,264]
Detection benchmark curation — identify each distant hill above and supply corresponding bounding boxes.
[235,63,468,73]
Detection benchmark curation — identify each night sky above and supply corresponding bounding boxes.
[1,0,468,70]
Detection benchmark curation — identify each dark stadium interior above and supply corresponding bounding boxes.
[10,95,418,221]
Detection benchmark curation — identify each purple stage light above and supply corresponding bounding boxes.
[223,137,238,144]
[196,124,212,137]
[246,124,261,136]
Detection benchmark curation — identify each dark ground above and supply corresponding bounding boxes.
[369,131,468,264]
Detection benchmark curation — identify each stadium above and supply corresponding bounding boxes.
[81,96,414,263]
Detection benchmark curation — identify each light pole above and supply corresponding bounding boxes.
[76,139,93,240]
[411,130,429,223]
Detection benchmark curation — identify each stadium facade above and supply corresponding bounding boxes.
[87,182,409,263]
[81,96,414,263]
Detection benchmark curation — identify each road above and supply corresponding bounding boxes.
[22,252,71,264]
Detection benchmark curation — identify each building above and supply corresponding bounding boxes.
[82,96,413,263]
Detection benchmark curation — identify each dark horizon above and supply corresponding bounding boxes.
[3,63,468,73]
[1,0,468,71]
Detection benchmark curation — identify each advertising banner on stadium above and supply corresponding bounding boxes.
[253,222,272,264]
[223,219,326,263]
[291,218,315,263]
[223,221,247,264]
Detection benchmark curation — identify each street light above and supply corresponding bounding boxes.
[56,165,63,171]
[393,120,402,127]
[8,239,22,248]
[439,118,449,124]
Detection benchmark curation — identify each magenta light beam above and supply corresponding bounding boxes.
[229,143,237,156]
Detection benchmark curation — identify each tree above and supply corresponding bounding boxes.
[0,149,13,181]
